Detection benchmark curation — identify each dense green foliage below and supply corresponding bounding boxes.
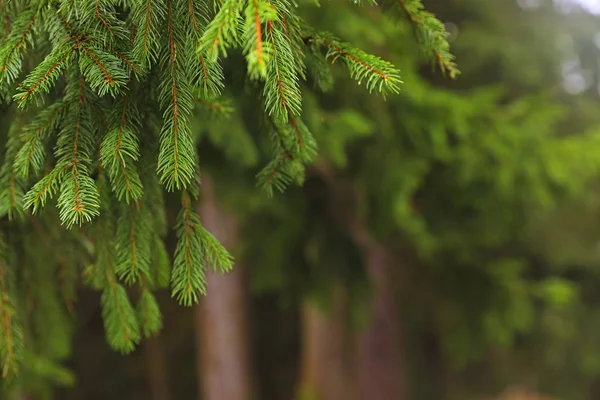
[1,0,600,399]
[205,1,600,399]
[0,0,459,396]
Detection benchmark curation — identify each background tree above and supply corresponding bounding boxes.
[214,1,600,399]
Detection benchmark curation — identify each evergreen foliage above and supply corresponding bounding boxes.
[215,1,600,398]
[0,0,455,394]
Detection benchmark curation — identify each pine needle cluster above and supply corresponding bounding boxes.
[0,0,455,390]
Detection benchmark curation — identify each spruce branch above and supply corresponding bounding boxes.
[198,0,243,62]
[186,0,225,95]
[149,235,171,290]
[114,202,152,285]
[189,0,200,33]
[23,162,69,215]
[287,114,317,160]
[171,189,234,305]
[96,0,116,39]
[270,0,306,78]
[130,0,166,68]
[53,85,101,227]
[156,0,197,191]
[187,0,213,36]
[94,195,141,353]
[14,40,74,108]
[42,9,71,47]
[75,38,129,97]
[171,190,207,305]
[195,51,225,96]
[256,154,303,195]
[253,7,315,196]
[383,0,459,78]
[267,113,293,155]
[242,0,277,79]
[101,281,141,354]
[14,101,70,179]
[90,98,111,132]
[100,90,144,203]
[136,287,162,338]
[308,32,402,96]
[57,165,101,227]
[257,122,291,194]
[263,10,303,122]
[0,8,37,87]
[74,0,129,46]
[256,108,316,195]
[86,35,142,77]
[198,224,234,273]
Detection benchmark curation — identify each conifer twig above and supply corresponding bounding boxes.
[388,0,459,78]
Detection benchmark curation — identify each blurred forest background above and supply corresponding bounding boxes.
[37,0,600,399]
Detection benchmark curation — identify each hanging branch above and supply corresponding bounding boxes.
[14,101,70,179]
[383,0,459,78]
[136,283,162,338]
[156,0,196,191]
[306,33,402,97]
[100,88,144,203]
[0,8,38,86]
[0,0,456,383]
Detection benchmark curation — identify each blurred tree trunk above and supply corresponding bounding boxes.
[144,335,172,400]
[196,174,253,400]
[297,286,359,400]
[309,162,405,400]
[354,241,404,400]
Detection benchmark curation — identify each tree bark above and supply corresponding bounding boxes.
[196,174,253,400]
[307,162,406,400]
[355,242,404,400]
[297,287,359,400]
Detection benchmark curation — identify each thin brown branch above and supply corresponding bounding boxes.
[167,0,181,182]
[319,38,390,82]
[95,0,116,38]
[189,0,198,33]
[75,39,115,86]
[19,49,72,103]
[252,0,264,65]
